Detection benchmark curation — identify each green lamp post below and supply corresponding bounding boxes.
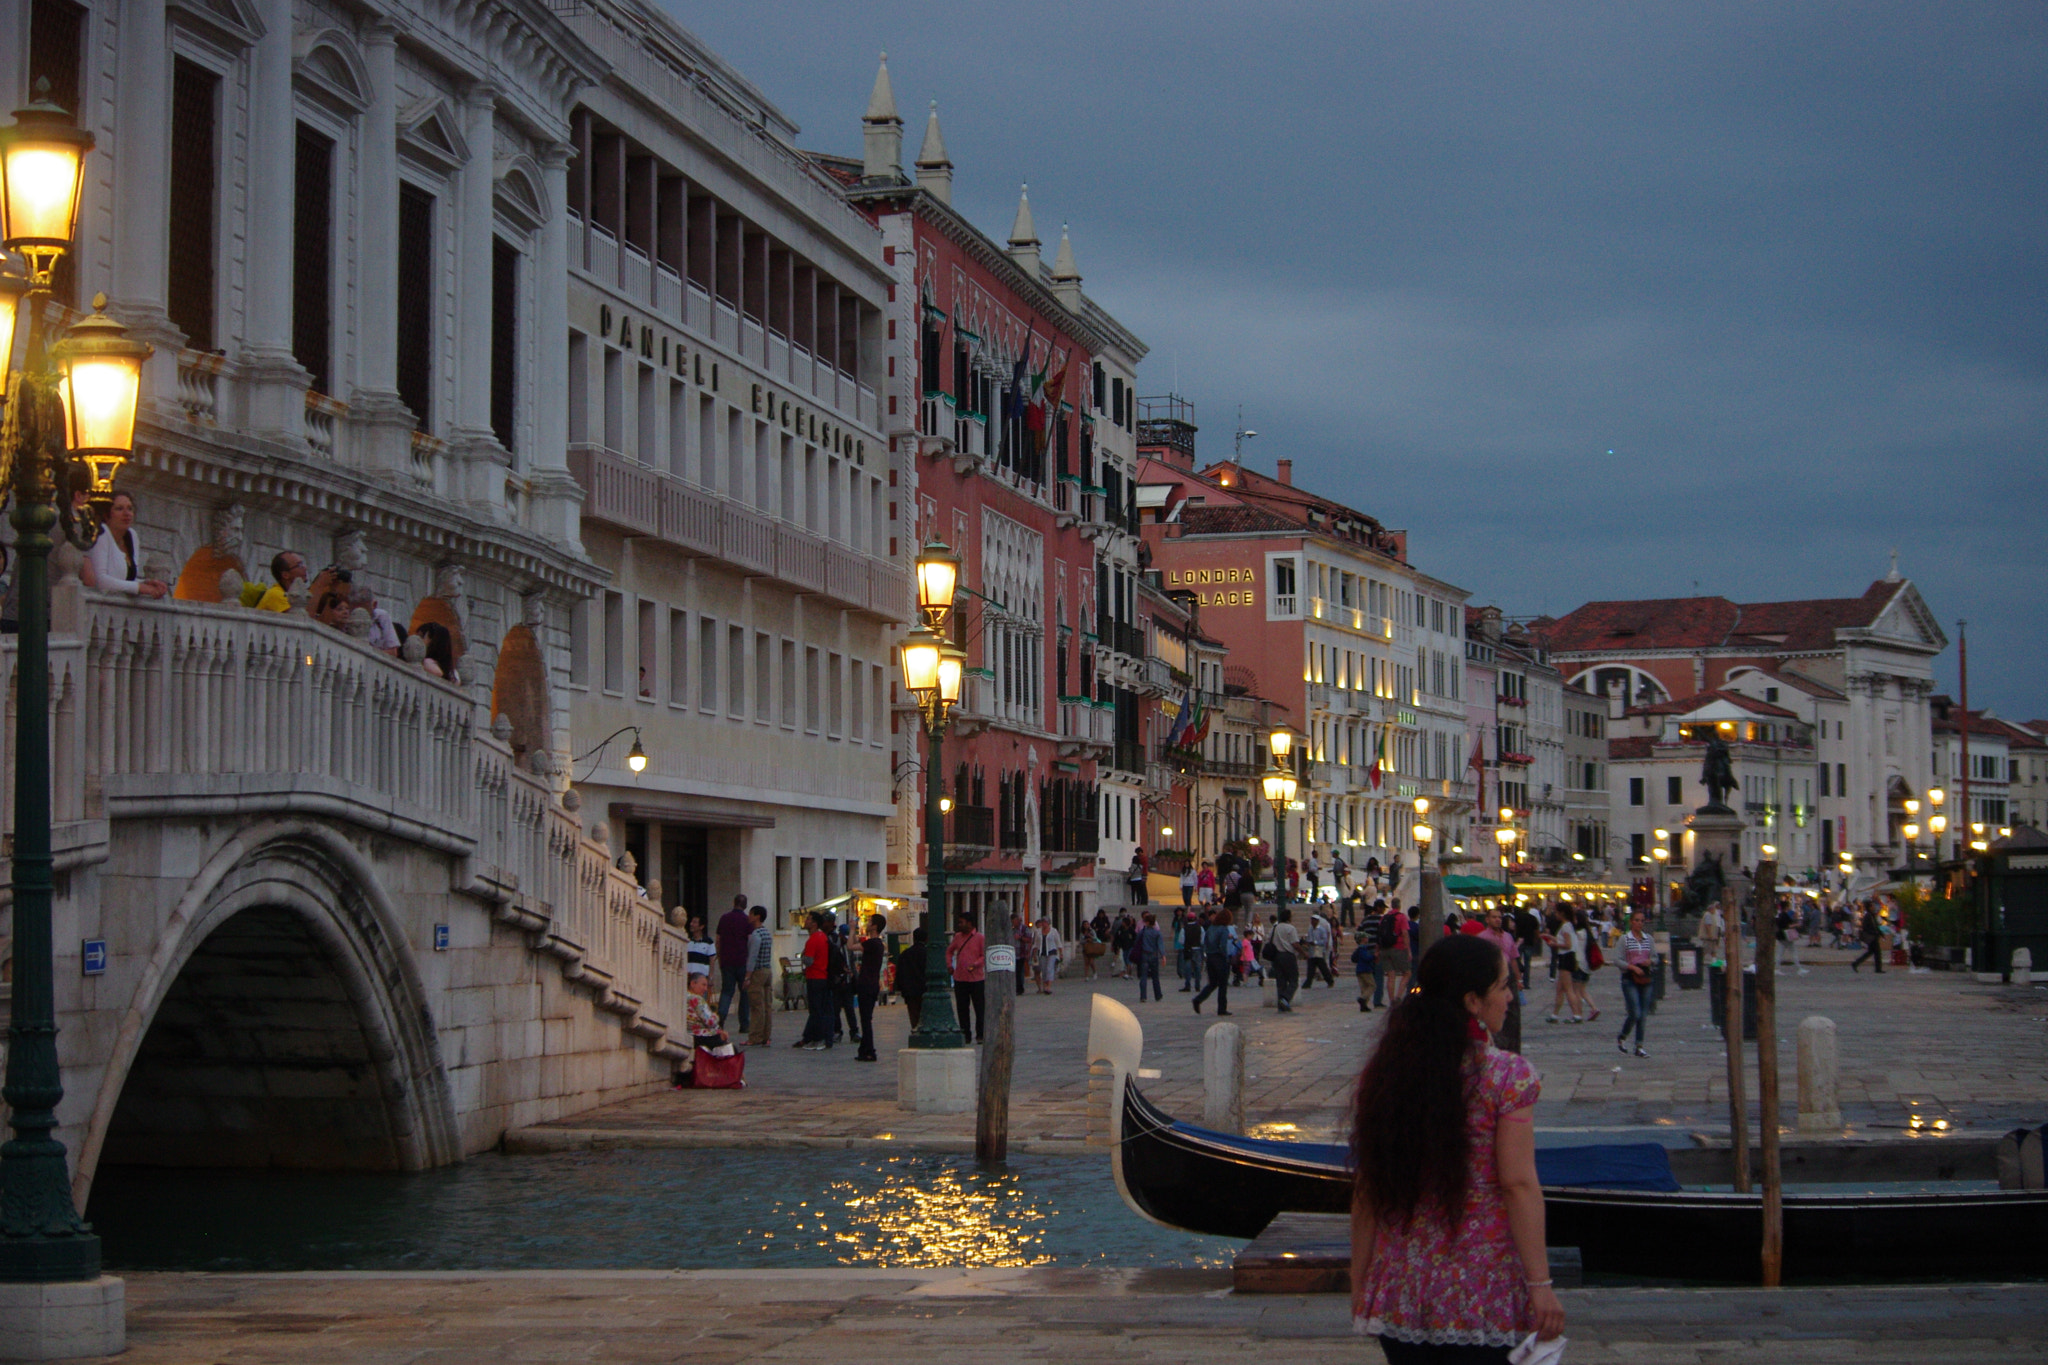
[0,88,151,1282]
[903,542,968,1049]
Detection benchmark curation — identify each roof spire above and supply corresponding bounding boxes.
[1051,223,1079,281]
[1886,547,1901,582]
[914,99,952,205]
[861,53,904,183]
[1050,222,1082,309]
[1006,184,1040,273]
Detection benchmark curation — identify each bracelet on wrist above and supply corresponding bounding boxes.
[1525,1278,1553,1289]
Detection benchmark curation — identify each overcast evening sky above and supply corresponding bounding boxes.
[669,2,2047,716]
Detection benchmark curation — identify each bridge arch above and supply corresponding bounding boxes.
[75,822,460,1209]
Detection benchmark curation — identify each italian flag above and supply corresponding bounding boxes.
[1368,730,1385,790]
[1027,356,1066,455]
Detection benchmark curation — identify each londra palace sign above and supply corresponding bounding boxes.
[1165,566,1258,607]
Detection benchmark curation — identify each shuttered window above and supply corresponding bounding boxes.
[396,184,435,430]
[168,59,218,351]
[292,124,334,396]
[490,237,518,450]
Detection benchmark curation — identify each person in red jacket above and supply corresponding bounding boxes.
[949,911,987,1043]
[795,912,836,1050]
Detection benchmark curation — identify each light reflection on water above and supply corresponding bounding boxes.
[92,1149,1237,1273]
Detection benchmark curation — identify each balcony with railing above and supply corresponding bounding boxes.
[566,443,903,617]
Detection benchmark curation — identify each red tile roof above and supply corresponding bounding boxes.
[1627,688,1803,720]
[1174,504,1308,536]
[1540,581,1899,655]
[1931,699,2047,749]
[1608,737,1656,760]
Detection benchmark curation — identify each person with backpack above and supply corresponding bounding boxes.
[1357,900,1388,1008]
[1379,901,1413,1001]
[1268,908,1302,1012]
[1192,908,1239,1015]
[1178,908,1204,991]
[1350,924,1379,1012]
[1306,912,1338,988]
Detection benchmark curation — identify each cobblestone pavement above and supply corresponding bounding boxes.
[70,1269,2048,1363]
[519,943,2048,1151]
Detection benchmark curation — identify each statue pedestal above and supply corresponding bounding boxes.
[1688,807,1748,877]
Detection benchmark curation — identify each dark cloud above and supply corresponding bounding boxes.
[665,1,2047,710]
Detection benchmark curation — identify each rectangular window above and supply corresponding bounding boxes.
[669,381,688,476]
[668,609,688,705]
[568,598,590,688]
[828,653,844,736]
[491,238,519,450]
[29,1,86,304]
[396,182,436,429]
[636,600,656,699]
[728,624,746,718]
[754,632,772,723]
[567,331,589,443]
[698,616,718,712]
[850,656,865,741]
[1628,777,1644,807]
[168,58,219,351]
[805,647,821,733]
[601,591,624,694]
[603,347,622,450]
[1818,764,1830,797]
[636,364,655,462]
[292,124,335,396]
[1631,833,1645,864]
[781,639,797,728]
[1667,775,1683,805]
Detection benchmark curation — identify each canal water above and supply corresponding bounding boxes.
[91,1150,1241,1273]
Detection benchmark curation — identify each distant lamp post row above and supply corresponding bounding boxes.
[1261,728,1297,910]
[901,542,968,1050]
[1495,807,1520,909]
[0,87,153,1286]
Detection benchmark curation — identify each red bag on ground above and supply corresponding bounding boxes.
[690,1046,746,1089]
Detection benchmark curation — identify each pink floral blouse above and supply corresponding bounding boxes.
[1356,1043,1542,1347]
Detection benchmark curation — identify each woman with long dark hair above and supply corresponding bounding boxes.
[1350,934,1564,1361]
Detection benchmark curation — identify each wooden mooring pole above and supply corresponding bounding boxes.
[1753,861,1783,1286]
[1723,887,1749,1195]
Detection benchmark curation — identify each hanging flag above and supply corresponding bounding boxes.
[1468,734,1487,809]
[1164,688,1194,750]
[1031,357,1068,456]
[1369,729,1386,790]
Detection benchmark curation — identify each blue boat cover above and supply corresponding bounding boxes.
[1172,1122,1681,1193]
[1533,1143,1681,1192]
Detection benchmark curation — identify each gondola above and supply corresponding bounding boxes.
[1087,996,2048,1282]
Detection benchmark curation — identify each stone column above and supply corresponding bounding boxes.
[1203,1020,1245,1134]
[350,21,415,476]
[1796,1015,1841,1132]
[239,1,310,442]
[114,0,181,401]
[525,140,583,550]
[453,84,503,496]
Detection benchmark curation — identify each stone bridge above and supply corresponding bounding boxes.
[1,585,692,1212]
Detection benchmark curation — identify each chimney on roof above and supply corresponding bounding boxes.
[913,100,951,204]
[1007,184,1040,273]
[1275,458,1292,485]
[861,54,904,183]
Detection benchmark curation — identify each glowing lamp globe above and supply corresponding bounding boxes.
[0,91,93,269]
[52,295,151,490]
[914,541,961,627]
[899,629,944,698]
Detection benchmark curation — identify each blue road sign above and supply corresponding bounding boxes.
[82,939,107,975]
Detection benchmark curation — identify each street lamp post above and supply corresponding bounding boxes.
[1262,728,1297,914]
[1928,786,1947,862]
[1495,807,1519,919]
[0,90,150,1291]
[903,544,968,1051]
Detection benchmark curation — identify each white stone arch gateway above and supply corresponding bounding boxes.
[73,822,461,1210]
